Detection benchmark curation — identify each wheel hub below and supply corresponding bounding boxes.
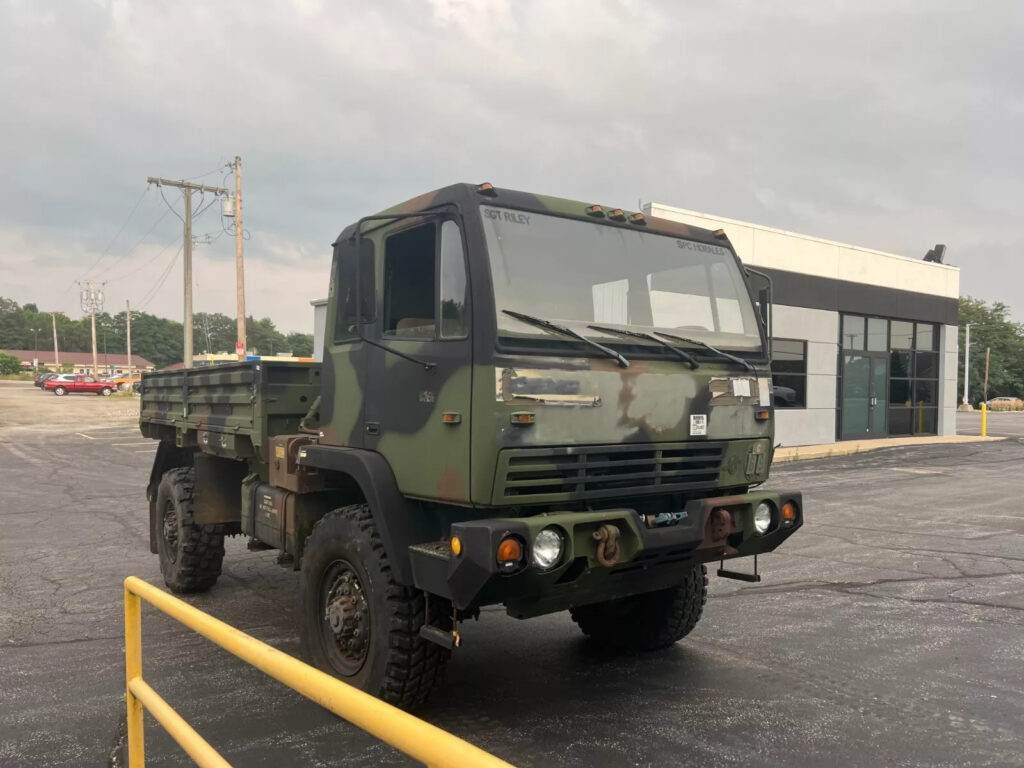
[162,503,178,563]
[323,568,369,666]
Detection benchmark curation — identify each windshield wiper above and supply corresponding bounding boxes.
[502,309,629,368]
[653,331,756,372]
[587,325,698,370]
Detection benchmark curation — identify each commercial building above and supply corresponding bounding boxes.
[2,349,155,376]
[645,203,959,447]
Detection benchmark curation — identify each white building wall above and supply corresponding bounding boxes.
[938,324,959,436]
[312,299,328,362]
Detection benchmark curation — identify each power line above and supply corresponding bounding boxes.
[75,186,149,283]
[136,245,183,311]
[94,196,182,279]
[159,185,186,224]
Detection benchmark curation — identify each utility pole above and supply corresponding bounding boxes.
[79,281,105,377]
[147,176,230,368]
[962,323,970,405]
[50,312,60,369]
[226,156,247,360]
[125,299,133,383]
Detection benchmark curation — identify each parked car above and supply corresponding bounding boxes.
[985,396,1023,410]
[772,384,797,407]
[108,372,143,391]
[33,372,59,388]
[43,374,115,396]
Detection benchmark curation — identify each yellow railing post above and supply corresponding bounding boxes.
[124,584,145,767]
[981,402,987,436]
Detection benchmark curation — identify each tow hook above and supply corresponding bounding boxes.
[593,524,621,567]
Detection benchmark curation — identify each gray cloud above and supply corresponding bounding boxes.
[2,0,1022,330]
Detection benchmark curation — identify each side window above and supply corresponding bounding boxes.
[770,338,807,408]
[333,239,375,343]
[384,224,437,337]
[439,220,468,338]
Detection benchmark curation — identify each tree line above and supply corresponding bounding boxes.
[958,296,1024,404]
[0,296,313,370]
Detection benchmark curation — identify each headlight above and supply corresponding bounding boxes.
[532,527,564,570]
[754,502,773,534]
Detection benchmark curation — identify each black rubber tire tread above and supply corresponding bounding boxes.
[299,504,450,708]
[569,564,708,651]
[155,467,225,594]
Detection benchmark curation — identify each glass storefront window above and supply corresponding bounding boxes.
[889,379,911,406]
[915,351,938,379]
[842,315,865,350]
[890,351,912,378]
[914,380,937,406]
[867,317,888,351]
[890,320,914,350]
[916,323,936,351]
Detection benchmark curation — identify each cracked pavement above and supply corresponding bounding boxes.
[0,380,1022,767]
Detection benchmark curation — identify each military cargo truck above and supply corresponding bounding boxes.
[139,183,803,706]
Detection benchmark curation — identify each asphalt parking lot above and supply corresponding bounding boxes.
[958,410,1024,437]
[1,380,1023,767]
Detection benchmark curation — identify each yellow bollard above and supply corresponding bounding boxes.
[124,586,145,767]
[981,403,987,437]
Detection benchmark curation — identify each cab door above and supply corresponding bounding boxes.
[363,218,473,503]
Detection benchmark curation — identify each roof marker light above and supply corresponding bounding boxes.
[586,205,605,217]
[608,209,626,221]
[476,182,498,197]
[628,212,647,225]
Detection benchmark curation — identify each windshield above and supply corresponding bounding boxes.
[481,206,763,353]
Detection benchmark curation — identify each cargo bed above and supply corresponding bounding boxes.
[139,361,321,462]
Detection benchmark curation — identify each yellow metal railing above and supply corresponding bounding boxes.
[123,576,514,767]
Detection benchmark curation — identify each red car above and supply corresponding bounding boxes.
[44,374,115,396]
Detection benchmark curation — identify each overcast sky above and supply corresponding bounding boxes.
[2,0,1022,333]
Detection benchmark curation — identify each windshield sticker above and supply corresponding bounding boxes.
[483,208,531,225]
[690,414,708,436]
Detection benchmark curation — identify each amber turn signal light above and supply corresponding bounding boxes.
[450,535,462,557]
[496,536,523,563]
[441,412,461,424]
[755,409,771,421]
[781,501,797,525]
[510,412,535,425]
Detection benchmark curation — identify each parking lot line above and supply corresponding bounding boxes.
[76,432,142,440]
[111,442,155,447]
[135,449,156,453]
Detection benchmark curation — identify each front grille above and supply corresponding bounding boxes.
[494,441,726,503]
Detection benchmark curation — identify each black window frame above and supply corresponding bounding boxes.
[380,217,471,343]
[332,238,376,345]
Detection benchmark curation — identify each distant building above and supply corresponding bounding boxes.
[2,349,156,375]
[644,202,959,445]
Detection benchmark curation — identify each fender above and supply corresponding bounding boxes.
[298,445,439,585]
[146,442,196,554]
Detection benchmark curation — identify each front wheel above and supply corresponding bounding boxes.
[155,467,225,593]
[299,504,450,708]
[570,564,708,651]
[53,386,67,396]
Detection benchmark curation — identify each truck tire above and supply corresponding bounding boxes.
[53,386,67,396]
[99,386,113,396]
[299,504,450,708]
[155,467,225,594]
[569,564,708,651]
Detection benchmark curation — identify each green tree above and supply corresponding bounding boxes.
[285,331,314,357]
[0,351,21,374]
[958,296,1024,404]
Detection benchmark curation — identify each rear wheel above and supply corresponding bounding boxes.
[99,387,112,396]
[570,564,708,651]
[155,467,225,593]
[299,504,450,708]
[53,386,67,396]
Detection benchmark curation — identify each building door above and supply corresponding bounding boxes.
[841,352,888,439]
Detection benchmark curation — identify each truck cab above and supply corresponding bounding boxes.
[140,183,803,707]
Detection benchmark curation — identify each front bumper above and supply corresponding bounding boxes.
[409,490,803,618]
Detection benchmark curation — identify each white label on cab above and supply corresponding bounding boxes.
[690,414,707,436]
[732,378,751,398]
[757,377,772,406]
